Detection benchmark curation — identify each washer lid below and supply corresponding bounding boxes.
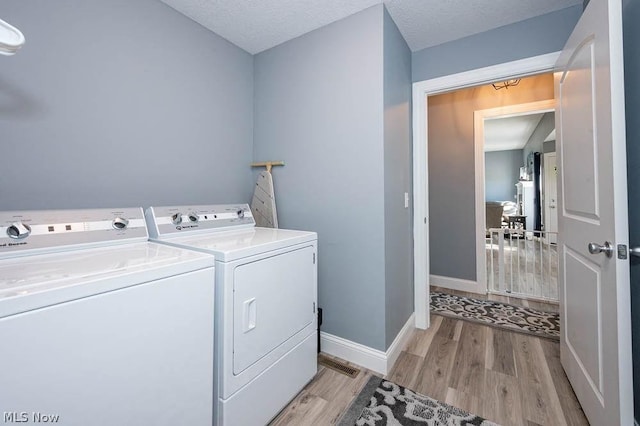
[155,227,317,261]
[0,242,214,318]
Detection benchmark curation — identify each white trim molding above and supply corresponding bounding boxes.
[320,332,387,374]
[430,274,484,294]
[411,52,560,327]
[320,313,415,375]
[413,52,560,96]
[412,82,429,330]
[384,313,415,373]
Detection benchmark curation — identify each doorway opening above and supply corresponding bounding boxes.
[411,53,560,329]
[413,1,634,419]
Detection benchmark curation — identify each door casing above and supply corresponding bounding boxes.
[411,52,559,329]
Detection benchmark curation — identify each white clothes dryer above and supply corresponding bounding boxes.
[146,204,318,426]
[0,208,216,426]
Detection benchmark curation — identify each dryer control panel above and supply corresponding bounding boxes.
[0,208,148,259]
[146,204,255,239]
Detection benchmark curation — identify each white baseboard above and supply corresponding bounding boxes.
[430,274,484,294]
[320,313,415,376]
[385,313,415,373]
[320,332,387,375]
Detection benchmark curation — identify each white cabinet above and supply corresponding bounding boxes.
[516,181,534,230]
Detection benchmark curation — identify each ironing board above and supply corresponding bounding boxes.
[251,170,278,228]
[250,161,283,228]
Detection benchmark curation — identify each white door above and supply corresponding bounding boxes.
[555,0,633,424]
[543,152,558,244]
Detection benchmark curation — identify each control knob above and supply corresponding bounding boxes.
[112,217,129,230]
[237,209,245,219]
[171,212,183,225]
[188,213,199,223]
[6,222,31,239]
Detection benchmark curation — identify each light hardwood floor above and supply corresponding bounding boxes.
[271,315,587,425]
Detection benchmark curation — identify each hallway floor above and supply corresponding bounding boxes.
[271,313,587,425]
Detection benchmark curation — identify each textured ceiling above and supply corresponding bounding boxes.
[484,113,545,152]
[160,0,581,54]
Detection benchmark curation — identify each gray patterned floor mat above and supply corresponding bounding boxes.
[430,291,560,340]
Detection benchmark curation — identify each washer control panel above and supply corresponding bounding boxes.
[146,204,255,238]
[0,208,148,258]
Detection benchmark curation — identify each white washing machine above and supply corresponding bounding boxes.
[0,208,216,426]
[145,204,317,426]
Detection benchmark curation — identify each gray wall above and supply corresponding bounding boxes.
[0,0,254,210]
[428,74,554,281]
[412,5,582,82]
[543,140,556,153]
[383,9,413,349]
[254,6,388,350]
[523,112,555,164]
[484,150,523,202]
[622,0,640,420]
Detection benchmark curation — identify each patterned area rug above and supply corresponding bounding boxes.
[430,292,560,340]
[338,376,499,426]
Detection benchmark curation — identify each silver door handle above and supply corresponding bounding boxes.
[630,247,640,257]
[588,242,614,258]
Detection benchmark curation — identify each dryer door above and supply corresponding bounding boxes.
[233,245,315,374]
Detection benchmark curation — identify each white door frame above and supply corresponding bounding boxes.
[543,151,558,244]
[474,100,556,295]
[411,52,559,329]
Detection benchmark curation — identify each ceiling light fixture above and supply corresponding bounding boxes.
[492,79,521,90]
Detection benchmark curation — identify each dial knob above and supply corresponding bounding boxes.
[6,222,31,239]
[112,217,129,230]
[237,209,245,219]
[188,213,199,223]
[171,212,183,225]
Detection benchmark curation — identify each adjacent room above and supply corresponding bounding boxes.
[484,110,559,301]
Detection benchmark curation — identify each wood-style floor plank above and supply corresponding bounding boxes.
[486,327,517,377]
[404,314,442,357]
[271,314,588,425]
[452,320,464,341]
[539,339,589,426]
[270,359,374,426]
[512,333,568,426]
[435,316,459,340]
[386,351,423,390]
[269,389,328,426]
[449,322,487,396]
[413,334,458,401]
[445,387,483,420]
[483,369,525,426]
